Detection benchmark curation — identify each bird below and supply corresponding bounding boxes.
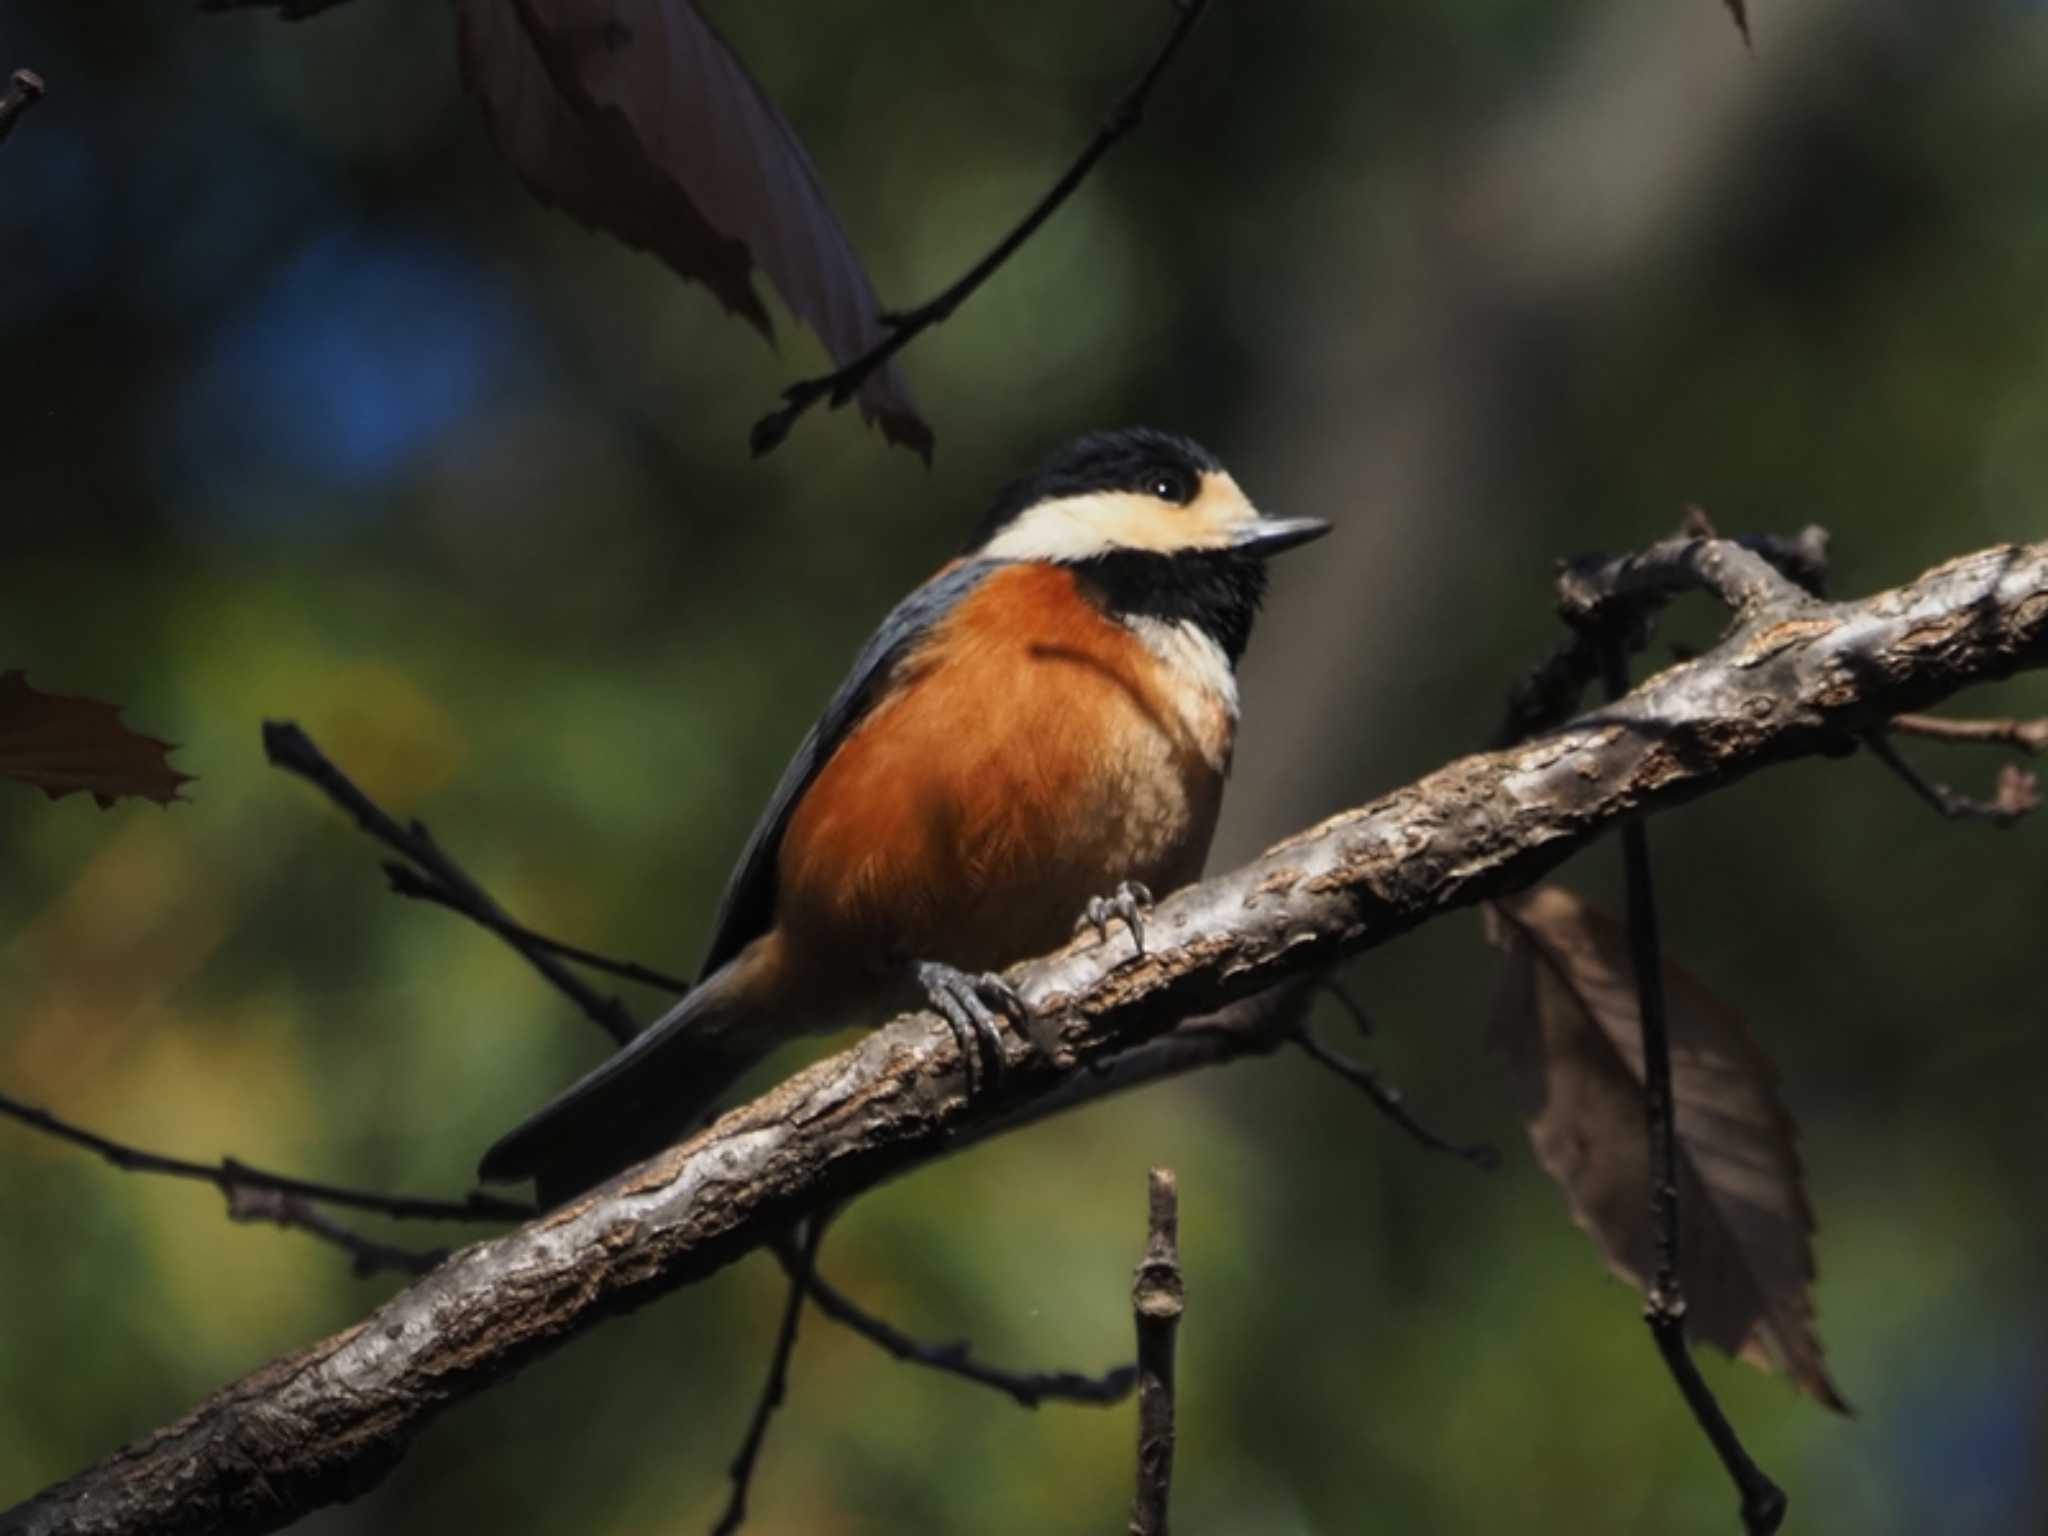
[479,427,1329,1205]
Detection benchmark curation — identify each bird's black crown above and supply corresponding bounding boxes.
[970,427,1223,549]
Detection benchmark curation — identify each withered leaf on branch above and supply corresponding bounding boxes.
[0,671,191,808]
[1486,885,1845,1411]
[455,0,930,456]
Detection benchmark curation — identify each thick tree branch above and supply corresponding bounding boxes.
[953,983,1310,1150]
[10,537,2048,1536]
[1497,525,1830,745]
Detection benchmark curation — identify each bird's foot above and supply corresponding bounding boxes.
[1075,880,1154,956]
[916,960,1031,1092]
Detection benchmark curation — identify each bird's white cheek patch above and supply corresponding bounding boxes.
[980,492,1176,562]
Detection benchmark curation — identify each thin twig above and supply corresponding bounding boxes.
[1500,522,1831,748]
[749,0,1212,457]
[0,68,46,145]
[1496,630,1611,749]
[1889,712,2048,754]
[382,864,691,993]
[713,1217,827,1536]
[1559,528,1827,625]
[1128,1168,1183,1536]
[771,1237,1136,1408]
[2,1095,464,1277]
[1293,1023,1498,1171]
[1864,732,2040,828]
[1317,976,1374,1039]
[195,0,357,19]
[1599,640,1786,1536]
[0,1090,533,1224]
[223,1187,448,1278]
[1722,0,1752,48]
[263,720,641,1045]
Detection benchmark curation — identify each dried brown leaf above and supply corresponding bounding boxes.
[0,672,191,808]
[1723,0,1752,46]
[1486,885,1845,1411]
[456,0,930,456]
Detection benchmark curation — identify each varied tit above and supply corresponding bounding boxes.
[480,427,1330,1205]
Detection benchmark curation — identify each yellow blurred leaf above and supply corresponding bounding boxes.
[319,662,469,810]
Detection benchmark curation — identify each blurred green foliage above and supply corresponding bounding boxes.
[3,1,2046,1531]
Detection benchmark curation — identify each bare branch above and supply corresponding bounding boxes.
[1598,639,1786,1535]
[954,981,1313,1152]
[195,0,356,19]
[11,537,2048,1536]
[222,1189,448,1280]
[1497,523,1830,746]
[381,864,690,993]
[1889,712,2048,754]
[1128,1168,1182,1536]
[263,720,644,1045]
[1723,0,1752,48]
[0,1090,532,1226]
[1864,733,2040,828]
[1292,1026,1499,1170]
[748,0,1212,458]
[1875,711,2048,824]
[1557,528,1827,632]
[0,68,45,145]
[775,1237,1136,1409]
[711,1219,825,1536]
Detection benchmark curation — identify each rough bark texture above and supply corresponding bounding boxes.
[1128,1168,1184,1536]
[7,538,2047,1536]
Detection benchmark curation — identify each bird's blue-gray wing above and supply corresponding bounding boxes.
[695,558,998,979]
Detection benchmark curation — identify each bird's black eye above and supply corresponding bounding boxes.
[1145,468,1196,505]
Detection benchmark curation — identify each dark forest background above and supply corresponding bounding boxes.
[3,2,2045,1531]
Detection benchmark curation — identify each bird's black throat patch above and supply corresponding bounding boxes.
[1070,548,1269,665]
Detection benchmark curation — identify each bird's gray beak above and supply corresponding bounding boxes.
[1232,516,1332,557]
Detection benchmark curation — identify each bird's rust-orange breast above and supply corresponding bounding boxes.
[776,563,1229,978]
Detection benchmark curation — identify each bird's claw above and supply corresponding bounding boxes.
[916,960,1030,1093]
[1075,880,1154,956]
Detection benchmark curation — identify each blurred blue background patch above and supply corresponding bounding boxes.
[163,227,539,513]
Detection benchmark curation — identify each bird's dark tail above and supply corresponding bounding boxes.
[478,952,784,1207]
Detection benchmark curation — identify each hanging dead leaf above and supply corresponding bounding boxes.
[455,0,931,457]
[0,672,191,808]
[1486,885,1845,1411]
[1723,0,1752,46]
